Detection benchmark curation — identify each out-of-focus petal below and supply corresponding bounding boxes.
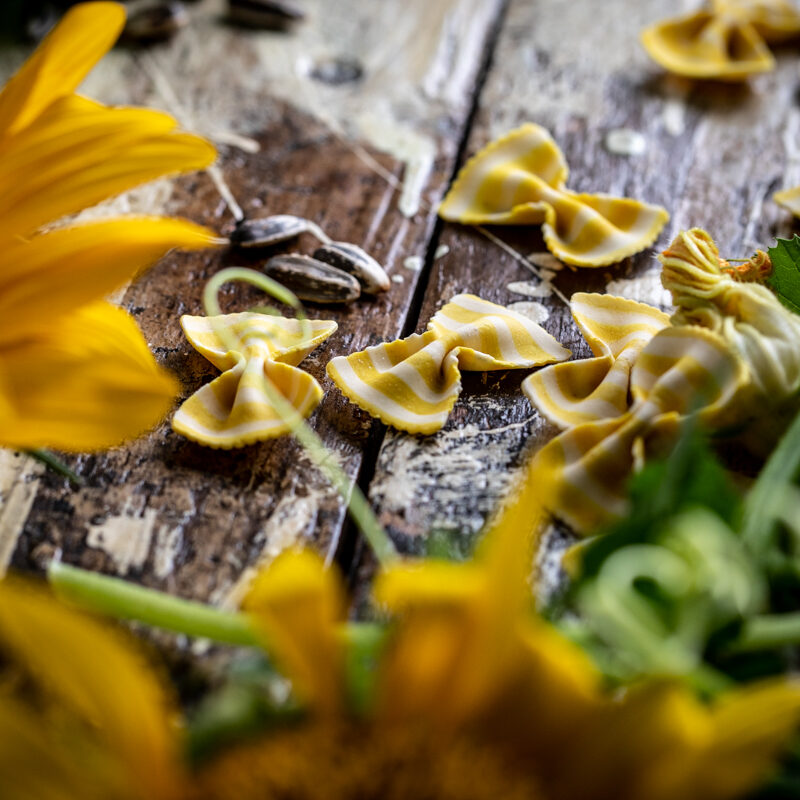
[0,302,177,451]
[0,217,221,342]
[0,2,126,139]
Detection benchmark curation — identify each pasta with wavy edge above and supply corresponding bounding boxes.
[438,124,669,268]
[523,293,671,429]
[641,0,800,81]
[172,312,337,448]
[530,326,746,535]
[774,185,800,217]
[326,294,570,435]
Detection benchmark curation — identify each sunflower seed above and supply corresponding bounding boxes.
[122,2,189,43]
[227,0,305,30]
[230,215,312,249]
[313,242,389,294]
[264,255,361,303]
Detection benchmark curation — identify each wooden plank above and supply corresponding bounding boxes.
[366,0,800,561]
[7,0,505,608]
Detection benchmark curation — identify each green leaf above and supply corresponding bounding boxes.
[766,236,800,315]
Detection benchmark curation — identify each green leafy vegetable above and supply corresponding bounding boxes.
[766,235,800,315]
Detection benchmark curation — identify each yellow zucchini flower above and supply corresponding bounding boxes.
[0,1,220,452]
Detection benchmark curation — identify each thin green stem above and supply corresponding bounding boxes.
[49,562,380,652]
[203,267,397,567]
[742,408,800,554]
[728,613,800,654]
[26,449,84,487]
[49,561,260,647]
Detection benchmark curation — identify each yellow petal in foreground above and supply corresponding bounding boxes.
[0,95,216,241]
[0,2,125,138]
[0,302,178,452]
[0,217,221,342]
[244,550,347,715]
[438,124,669,267]
[0,576,180,800]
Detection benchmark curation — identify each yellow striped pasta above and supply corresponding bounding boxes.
[438,124,669,267]
[523,293,670,429]
[530,326,746,534]
[172,312,337,449]
[640,1,800,81]
[326,294,570,435]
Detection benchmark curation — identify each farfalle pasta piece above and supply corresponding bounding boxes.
[774,186,800,217]
[172,312,337,448]
[438,124,669,268]
[531,326,746,534]
[326,293,569,435]
[523,293,670,429]
[641,0,800,81]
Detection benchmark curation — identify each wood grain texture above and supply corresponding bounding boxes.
[365,0,800,563]
[6,0,506,609]
[6,0,800,619]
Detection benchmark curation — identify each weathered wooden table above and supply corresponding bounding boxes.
[2,0,798,632]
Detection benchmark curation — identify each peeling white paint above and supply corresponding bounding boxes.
[356,111,436,217]
[153,525,183,580]
[507,300,550,324]
[606,270,673,308]
[0,452,43,575]
[87,504,158,574]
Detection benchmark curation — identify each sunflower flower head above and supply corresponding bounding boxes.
[0,1,221,452]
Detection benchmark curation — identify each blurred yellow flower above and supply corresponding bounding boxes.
[1,476,799,800]
[223,476,800,800]
[0,1,220,452]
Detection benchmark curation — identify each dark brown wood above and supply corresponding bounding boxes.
[3,0,506,611]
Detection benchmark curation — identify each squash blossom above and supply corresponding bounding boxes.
[661,228,800,452]
[5,474,796,800]
[0,1,220,452]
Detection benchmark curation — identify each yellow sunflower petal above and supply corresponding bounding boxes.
[243,550,346,715]
[0,2,126,139]
[0,302,177,452]
[0,217,220,342]
[0,95,216,240]
[0,576,180,800]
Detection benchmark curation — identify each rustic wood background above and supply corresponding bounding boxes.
[2,0,800,640]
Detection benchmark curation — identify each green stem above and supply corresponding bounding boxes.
[741,408,800,554]
[728,613,800,654]
[26,449,84,487]
[203,267,397,567]
[49,562,381,653]
[49,561,260,647]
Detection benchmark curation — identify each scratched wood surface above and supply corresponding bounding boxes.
[3,0,800,632]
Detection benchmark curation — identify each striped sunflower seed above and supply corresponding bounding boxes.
[123,2,189,43]
[230,215,312,249]
[227,0,305,30]
[313,242,390,294]
[264,254,361,304]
